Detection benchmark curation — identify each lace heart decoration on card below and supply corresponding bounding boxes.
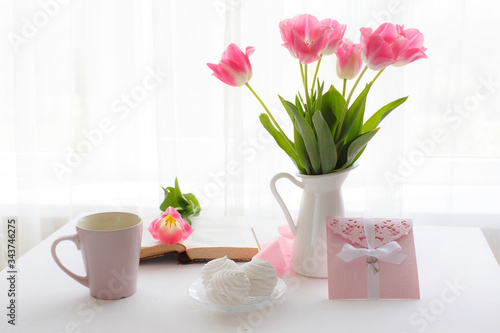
[326,218,413,247]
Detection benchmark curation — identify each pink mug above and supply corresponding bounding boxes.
[51,212,143,300]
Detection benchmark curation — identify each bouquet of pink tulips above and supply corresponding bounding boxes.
[208,14,427,175]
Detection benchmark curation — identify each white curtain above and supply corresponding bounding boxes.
[1,0,500,269]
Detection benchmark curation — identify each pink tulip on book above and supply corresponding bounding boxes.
[335,39,363,80]
[207,43,255,87]
[149,207,194,245]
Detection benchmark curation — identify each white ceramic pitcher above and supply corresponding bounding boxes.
[270,166,356,278]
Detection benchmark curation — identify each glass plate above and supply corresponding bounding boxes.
[187,277,287,313]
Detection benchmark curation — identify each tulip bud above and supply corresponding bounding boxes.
[335,39,363,80]
[207,43,255,87]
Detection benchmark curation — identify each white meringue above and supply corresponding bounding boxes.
[241,259,278,296]
[201,256,238,288]
[206,269,250,305]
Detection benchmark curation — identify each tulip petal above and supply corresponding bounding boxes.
[279,19,296,57]
[207,43,254,87]
[157,217,183,244]
[359,27,373,54]
[393,27,427,67]
[362,34,395,70]
[291,14,322,42]
[291,28,323,64]
[320,19,347,55]
[279,19,293,42]
[392,48,428,67]
[374,22,399,43]
[360,27,373,41]
[336,39,362,80]
[148,217,160,240]
[148,207,194,245]
[226,44,247,67]
[207,62,219,73]
[221,60,251,86]
[403,28,426,49]
[391,37,410,60]
[246,46,255,57]
[279,14,327,64]
[182,221,194,239]
[209,62,237,86]
[164,206,181,220]
[361,23,427,70]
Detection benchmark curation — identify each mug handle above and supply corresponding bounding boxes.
[50,234,88,287]
[270,172,303,237]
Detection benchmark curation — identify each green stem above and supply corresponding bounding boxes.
[300,62,311,111]
[335,65,368,142]
[342,79,347,98]
[310,57,322,100]
[345,65,368,109]
[371,68,385,86]
[299,62,305,83]
[245,82,287,138]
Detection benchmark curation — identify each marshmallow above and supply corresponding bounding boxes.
[241,259,278,296]
[206,269,250,305]
[201,256,238,288]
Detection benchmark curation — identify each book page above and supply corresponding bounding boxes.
[183,216,259,249]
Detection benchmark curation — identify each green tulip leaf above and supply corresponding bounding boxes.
[294,127,312,174]
[294,117,321,174]
[259,113,303,172]
[184,193,201,217]
[337,83,372,144]
[312,80,325,114]
[295,95,305,118]
[337,128,379,170]
[160,186,177,212]
[362,96,408,133]
[345,88,370,143]
[320,85,344,133]
[350,145,366,166]
[162,186,169,196]
[174,178,189,207]
[312,111,337,174]
[280,97,298,123]
[159,178,201,226]
[279,96,321,174]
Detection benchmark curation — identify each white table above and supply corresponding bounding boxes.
[1,219,500,333]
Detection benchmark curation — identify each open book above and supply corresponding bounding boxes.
[140,216,260,263]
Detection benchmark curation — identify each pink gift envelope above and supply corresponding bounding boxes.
[326,218,420,300]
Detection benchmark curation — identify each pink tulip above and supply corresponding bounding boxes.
[335,39,363,80]
[320,19,347,56]
[392,25,428,67]
[207,43,255,87]
[279,14,326,64]
[359,23,399,70]
[360,23,427,71]
[148,207,194,245]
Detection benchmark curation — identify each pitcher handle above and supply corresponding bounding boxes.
[270,172,303,237]
[51,234,88,287]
